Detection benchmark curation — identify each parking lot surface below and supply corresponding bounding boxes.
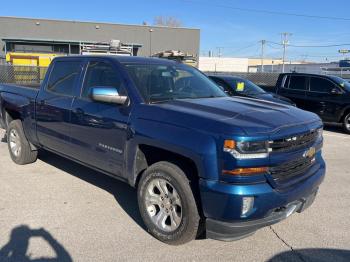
[0,127,349,262]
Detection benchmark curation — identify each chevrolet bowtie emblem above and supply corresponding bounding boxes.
[303,147,316,159]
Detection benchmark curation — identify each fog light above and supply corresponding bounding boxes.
[242,197,254,217]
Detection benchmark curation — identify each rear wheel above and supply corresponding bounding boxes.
[343,113,350,134]
[7,120,38,165]
[137,161,200,245]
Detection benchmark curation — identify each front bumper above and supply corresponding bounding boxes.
[206,189,318,241]
[200,159,325,241]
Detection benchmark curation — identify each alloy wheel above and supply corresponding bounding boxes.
[144,178,182,232]
[9,129,21,157]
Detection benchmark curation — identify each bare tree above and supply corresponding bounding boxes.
[153,16,183,27]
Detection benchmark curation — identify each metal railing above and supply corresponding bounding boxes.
[0,65,48,86]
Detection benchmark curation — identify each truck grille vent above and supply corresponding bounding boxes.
[269,130,318,153]
[269,156,314,183]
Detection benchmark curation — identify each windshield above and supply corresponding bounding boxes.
[123,63,227,103]
[329,76,350,92]
[230,78,266,95]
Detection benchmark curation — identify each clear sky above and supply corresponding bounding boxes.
[1,0,350,62]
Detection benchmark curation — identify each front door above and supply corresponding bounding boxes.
[70,60,131,177]
[303,76,342,122]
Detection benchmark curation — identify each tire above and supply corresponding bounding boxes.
[343,112,350,134]
[137,161,200,245]
[7,120,38,165]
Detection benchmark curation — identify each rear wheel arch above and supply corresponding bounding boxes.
[5,109,20,127]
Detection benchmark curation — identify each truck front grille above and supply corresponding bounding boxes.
[269,156,315,183]
[269,130,318,153]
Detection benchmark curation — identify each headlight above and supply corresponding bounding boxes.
[224,140,269,159]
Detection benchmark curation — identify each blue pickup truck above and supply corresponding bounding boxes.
[0,56,325,245]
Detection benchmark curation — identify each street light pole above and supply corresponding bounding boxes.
[149,28,154,57]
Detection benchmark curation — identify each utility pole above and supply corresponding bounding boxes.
[216,47,223,58]
[260,40,266,72]
[281,32,292,73]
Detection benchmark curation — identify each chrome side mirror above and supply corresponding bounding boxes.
[90,87,128,105]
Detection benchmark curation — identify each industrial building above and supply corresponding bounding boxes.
[0,16,200,66]
[199,57,284,73]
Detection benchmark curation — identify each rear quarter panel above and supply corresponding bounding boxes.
[0,84,39,144]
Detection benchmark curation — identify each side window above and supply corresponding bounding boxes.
[310,77,335,93]
[289,76,307,90]
[82,61,125,98]
[47,61,81,96]
[282,75,290,88]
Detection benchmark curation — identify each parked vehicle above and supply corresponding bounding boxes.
[209,75,295,106]
[275,73,350,133]
[0,56,325,245]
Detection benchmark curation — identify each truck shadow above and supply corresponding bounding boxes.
[38,151,146,231]
[267,248,350,262]
[0,225,72,262]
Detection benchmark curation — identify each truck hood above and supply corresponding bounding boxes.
[148,97,321,136]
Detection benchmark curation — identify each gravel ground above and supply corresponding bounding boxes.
[0,127,349,262]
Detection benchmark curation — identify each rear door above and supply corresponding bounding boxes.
[303,76,343,121]
[279,75,308,108]
[36,59,83,154]
[69,59,131,177]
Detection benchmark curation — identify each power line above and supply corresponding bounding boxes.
[268,41,350,48]
[177,0,350,21]
[215,42,258,56]
[267,43,282,50]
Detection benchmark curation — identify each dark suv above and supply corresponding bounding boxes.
[276,73,350,133]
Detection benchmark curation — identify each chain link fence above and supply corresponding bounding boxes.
[0,65,48,87]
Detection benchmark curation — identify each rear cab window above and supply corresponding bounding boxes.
[46,60,82,96]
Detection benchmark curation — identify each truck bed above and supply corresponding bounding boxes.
[0,83,39,99]
[0,83,39,129]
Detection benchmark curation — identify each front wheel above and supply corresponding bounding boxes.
[7,120,38,165]
[137,161,200,245]
[343,113,350,134]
